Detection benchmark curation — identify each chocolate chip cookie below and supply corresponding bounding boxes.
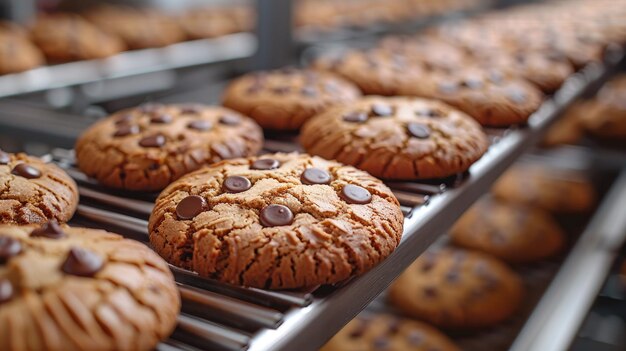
[148,153,404,289]
[0,151,78,225]
[222,68,361,130]
[76,103,263,191]
[388,248,524,329]
[177,8,241,40]
[397,68,544,127]
[0,30,44,74]
[300,96,489,180]
[450,197,565,263]
[30,14,125,62]
[492,164,596,213]
[321,314,460,351]
[579,74,626,142]
[0,222,179,351]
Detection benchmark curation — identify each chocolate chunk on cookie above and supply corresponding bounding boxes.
[0,222,180,351]
[321,314,460,351]
[389,248,524,329]
[0,151,78,225]
[451,197,565,263]
[222,68,361,130]
[301,96,489,180]
[148,153,404,289]
[75,103,264,191]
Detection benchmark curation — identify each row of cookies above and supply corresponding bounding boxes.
[543,73,626,147]
[0,4,251,74]
[0,151,181,350]
[321,164,598,350]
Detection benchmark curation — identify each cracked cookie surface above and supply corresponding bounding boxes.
[0,222,180,351]
[148,153,404,290]
[0,151,78,225]
[75,103,264,191]
[321,314,460,351]
[300,96,489,180]
[389,248,524,329]
[222,68,362,130]
[450,197,565,263]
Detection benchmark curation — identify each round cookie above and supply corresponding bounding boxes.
[388,248,524,329]
[0,222,180,351]
[29,14,125,62]
[300,96,489,180]
[75,103,263,191]
[579,75,626,142]
[396,68,544,127]
[321,314,460,351]
[541,101,587,147]
[222,68,361,130]
[450,197,565,263]
[377,35,470,71]
[0,30,44,74]
[148,153,404,290]
[177,8,241,40]
[492,165,596,213]
[0,150,78,225]
[84,5,185,49]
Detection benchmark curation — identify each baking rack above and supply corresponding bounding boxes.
[40,46,624,351]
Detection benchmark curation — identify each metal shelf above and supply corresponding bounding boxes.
[40,50,624,351]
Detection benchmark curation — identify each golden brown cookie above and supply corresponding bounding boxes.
[177,7,242,40]
[75,103,263,192]
[492,165,596,213]
[84,5,185,49]
[222,68,361,130]
[541,101,587,147]
[0,32,44,74]
[148,153,404,290]
[450,197,565,263]
[321,314,460,351]
[301,96,489,180]
[29,14,125,62]
[388,248,524,329]
[0,222,180,351]
[579,75,626,142]
[0,151,78,225]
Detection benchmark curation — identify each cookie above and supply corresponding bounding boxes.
[177,8,241,40]
[0,222,179,351]
[29,14,125,62]
[300,96,489,180]
[313,49,431,96]
[222,68,361,130]
[492,164,596,213]
[377,35,470,71]
[76,103,263,192]
[0,151,78,225]
[450,197,565,263]
[321,314,460,351]
[388,248,524,329]
[84,5,185,50]
[148,153,404,289]
[396,68,544,127]
[541,101,587,147]
[0,31,44,74]
[579,75,626,142]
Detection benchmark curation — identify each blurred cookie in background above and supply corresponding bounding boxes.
[541,101,587,148]
[579,74,626,143]
[0,24,44,74]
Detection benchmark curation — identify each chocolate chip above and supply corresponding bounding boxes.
[462,78,483,89]
[176,195,207,220]
[223,176,252,193]
[372,337,390,350]
[219,114,241,126]
[271,86,291,95]
[114,125,139,137]
[0,236,21,264]
[30,220,66,239]
[341,184,372,204]
[348,319,368,338]
[489,71,504,84]
[150,113,173,124]
[139,135,166,148]
[251,158,280,170]
[187,120,212,131]
[260,204,294,227]
[407,123,431,139]
[301,168,331,185]
[445,270,460,283]
[508,88,527,103]
[371,103,393,117]
[61,247,103,277]
[438,81,458,93]
[0,150,10,165]
[423,286,438,298]
[114,114,133,125]
[11,163,41,179]
[406,330,425,346]
[246,84,262,94]
[0,279,14,304]
[180,105,202,114]
[388,318,401,335]
[342,111,368,123]
[300,86,317,97]
[418,109,442,118]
